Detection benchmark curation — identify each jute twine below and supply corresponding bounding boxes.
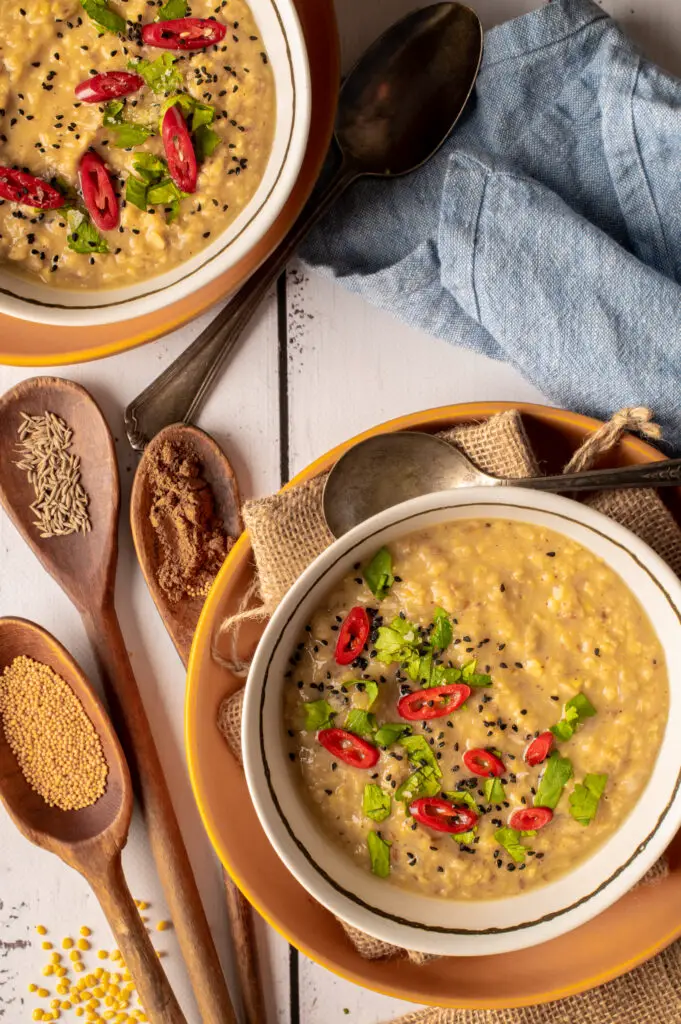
[213,408,681,1018]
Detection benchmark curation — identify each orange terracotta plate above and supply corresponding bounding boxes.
[186,401,681,1009]
[0,0,339,366]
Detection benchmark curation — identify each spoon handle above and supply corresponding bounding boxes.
[516,458,681,492]
[124,160,357,450]
[87,853,186,1024]
[83,601,237,1024]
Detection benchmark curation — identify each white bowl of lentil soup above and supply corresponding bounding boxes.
[0,0,310,325]
[242,486,681,956]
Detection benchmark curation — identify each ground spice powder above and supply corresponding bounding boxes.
[0,655,107,811]
[147,439,232,603]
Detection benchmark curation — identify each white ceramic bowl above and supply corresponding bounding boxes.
[0,0,310,327]
[242,487,681,956]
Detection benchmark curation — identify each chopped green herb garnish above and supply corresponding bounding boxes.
[125,175,149,211]
[344,709,376,737]
[147,178,188,206]
[569,773,608,826]
[367,831,391,878]
[81,0,126,35]
[373,722,412,747]
[395,764,441,802]
[157,0,188,18]
[343,679,378,710]
[551,692,597,741]
[132,153,169,183]
[431,607,452,650]
[66,209,109,254]
[362,784,391,823]
[452,830,476,845]
[399,734,442,776]
[194,123,221,161]
[443,789,479,814]
[494,827,529,863]
[129,54,183,94]
[302,698,335,732]
[363,547,395,601]
[461,659,493,688]
[102,101,154,148]
[534,751,573,810]
[483,777,506,804]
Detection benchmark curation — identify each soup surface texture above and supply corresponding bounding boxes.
[0,0,275,289]
[284,519,669,899]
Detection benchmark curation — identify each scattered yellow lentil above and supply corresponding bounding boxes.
[62,938,74,950]
[97,951,108,960]
[155,921,171,932]
[77,940,90,951]
[39,988,50,998]
[36,925,48,936]
[51,953,62,964]
[70,951,81,962]
[42,966,55,977]
[79,927,91,938]
[33,1011,43,1021]
[42,942,53,950]
[0,656,108,810]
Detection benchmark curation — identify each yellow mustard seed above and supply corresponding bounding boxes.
[62,937,74,949]
[0,656,108,810]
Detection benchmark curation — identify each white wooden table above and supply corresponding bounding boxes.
[1,1,680,1021]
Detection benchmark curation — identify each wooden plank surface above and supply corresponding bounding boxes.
[2,0,681,1022]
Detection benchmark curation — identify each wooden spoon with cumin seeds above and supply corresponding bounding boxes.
[130,423,266,1024]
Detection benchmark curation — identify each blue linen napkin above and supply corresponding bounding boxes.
[301,0,681,450]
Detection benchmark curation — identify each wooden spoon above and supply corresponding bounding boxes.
[0,377,237,1024]
[131,424,266,1024]
[0,617,185,1024]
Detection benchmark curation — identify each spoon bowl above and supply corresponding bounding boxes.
[0,616,129,855]
[130,423,243,662]
[323,429,681,536]
[336,2,482,175]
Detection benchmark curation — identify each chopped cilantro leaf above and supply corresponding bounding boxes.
[395,764,441,802]
[461,659,493,688]
[344,709,376,737]
[362,784,391,823]
[129,54,183,94]
[483,777,506,804]
[302,698,334,732]
[569,773,608,826]
[367,832,391,878]
[431,607,453,650]
[494,827,529,863]
[364,547,395,601]
[399,734,441,776]
[194,124,221,161]
[551,692,597,741]
[443,789,479,815]
[125,175,148,211]
[81,0,126,35]
[66,209,109,254]
[344,679,378,710]
[374,722,411,747]
[157,0,188,17]
[534,751,573,810]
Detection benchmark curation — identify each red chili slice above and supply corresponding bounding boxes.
[508,806,553,831]
[141,18,227,51]
[0,167,64,210]
[75,71,144,103]
[318,728,379,769]
[462,748,505,778]
[162,105,198,194]
[524,731,554,767]
[398,683,471,721]
[78,151,119,232]
[334,606,370,666]
[409,797,478,835]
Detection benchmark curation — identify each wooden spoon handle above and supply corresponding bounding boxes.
[223,873,267,1024]
[87,853,186,1024]
[83,601,237,1024]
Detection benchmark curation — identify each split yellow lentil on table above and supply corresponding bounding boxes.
[62,938,74,949]
[0,656,108,810]
[155,921,171,932]
[77,940,90,951]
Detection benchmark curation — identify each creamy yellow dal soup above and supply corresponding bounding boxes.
[284,519,669,899]
[0,0,275,288]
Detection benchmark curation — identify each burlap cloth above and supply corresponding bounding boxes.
[213,407,681,1022]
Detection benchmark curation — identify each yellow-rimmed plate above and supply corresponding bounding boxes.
[186,401,681,1008]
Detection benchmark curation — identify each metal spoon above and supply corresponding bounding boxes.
[124,2,483,450]
[323,431,681,536]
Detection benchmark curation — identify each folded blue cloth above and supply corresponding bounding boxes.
[301,0,681,451]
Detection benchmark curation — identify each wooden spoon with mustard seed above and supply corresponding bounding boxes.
[0,616,185,1024]
[0,377,237,1024]
[131,424,267,1024]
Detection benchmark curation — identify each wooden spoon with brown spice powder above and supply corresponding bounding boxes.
[131,424,267,1024]
[0,616,185,1023]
